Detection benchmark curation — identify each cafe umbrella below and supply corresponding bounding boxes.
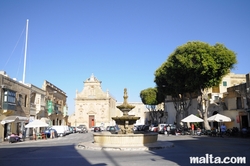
[207,114,231,122]
[25,120,49,128]
[181,114,204,123]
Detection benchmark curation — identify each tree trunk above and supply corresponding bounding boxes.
[197,89,211,130]
[147,106,159,124]
[173,93,192,128]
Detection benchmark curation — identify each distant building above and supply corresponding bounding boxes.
[68,74,117,129]
[68,74,148,129]
[116,102,149,125]
[164,72,248,129]
[207,72,246,104]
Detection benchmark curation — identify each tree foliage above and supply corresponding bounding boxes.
[154,41,237,129]
[140,87,164,105]
[140,87,165,124]
[155,41,237,93]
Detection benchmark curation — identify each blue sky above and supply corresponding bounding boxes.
[1,1,250,115]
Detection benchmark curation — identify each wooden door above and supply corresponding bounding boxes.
[89,115,95,128]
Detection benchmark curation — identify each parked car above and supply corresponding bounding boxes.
[44,128,58,138]
[71,127,76,133]
[77,125,88,133]
[51,126,66,137]
[167,124,177,135]
[149,124,158,132]
[142,125,150,131]
[134,125,144,131]
[91,126,95,131]
[100,126,105,131]
[158,124,167,134]
[134,125,149,132]
[76,127,83,133]
[68,126,73,134]
[106,126,111,131]
[107,126,119,134]
[64,126,70,135]
[94,126,102,132]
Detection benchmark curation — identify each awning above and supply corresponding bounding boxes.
[25,120,49,128]
[40,117,52,125]
[0,116,29,125]
[207,113,231,122]
[181,114,204,123]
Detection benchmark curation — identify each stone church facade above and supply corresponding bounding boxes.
[69,74,117,129]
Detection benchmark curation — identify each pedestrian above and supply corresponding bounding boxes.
[197,128,201,136]
[220,123,226,137]
[166,125,171,136]
[50,129,55,139]
[191,123,195,135]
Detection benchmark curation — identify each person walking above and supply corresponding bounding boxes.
[220,123,226,137]
[50,129,55,139]
[166,125,171,136]
[191,123,195,135]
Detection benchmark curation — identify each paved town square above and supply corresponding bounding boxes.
[1,2,250,166]
[0,132,249,166]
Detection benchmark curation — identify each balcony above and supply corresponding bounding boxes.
[3,102,16,111]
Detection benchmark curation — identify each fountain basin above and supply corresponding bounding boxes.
[93,132,158,146]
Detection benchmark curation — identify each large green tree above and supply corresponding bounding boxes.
[154,41,237,129]
[140,87,165,124]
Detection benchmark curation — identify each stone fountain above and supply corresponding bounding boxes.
[112,88,140,134]
[92,88,158,147]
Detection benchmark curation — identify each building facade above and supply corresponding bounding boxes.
[42,80,68,126]
[68,74,149,130]
[0,71,68,142]
[0,71,30,142]
[164,72,248,129]
[69,74,117,129]
[221,73,250,129]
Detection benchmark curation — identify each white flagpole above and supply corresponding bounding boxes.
[22,19,29,84]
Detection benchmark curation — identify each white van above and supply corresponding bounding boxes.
[158,124,167,134]
[52,125,66,137]
[63,125,70,135]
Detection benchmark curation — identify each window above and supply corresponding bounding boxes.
[223,81,227,87]
[4,90,16,103]
[212,86,220,93]
[19,94,23,106]
[3,90,16,110]
[24,95,27,107]
[236,97,242,109]
[214,96,219,100]
[35,98,40,104]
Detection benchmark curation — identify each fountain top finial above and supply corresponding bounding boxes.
[116,88,135,111]
[123,88,128,104]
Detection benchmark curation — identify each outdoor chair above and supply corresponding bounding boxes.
[211,129,218,137]
[204,130,211,136]
[9,137,17,143]
[36,133,42,139]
